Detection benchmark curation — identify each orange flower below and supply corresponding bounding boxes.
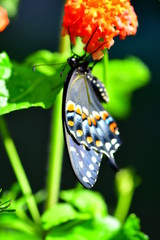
[0,6,9,32]
[62,0,138,59]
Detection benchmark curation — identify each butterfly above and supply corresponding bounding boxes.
[62,55,121,189]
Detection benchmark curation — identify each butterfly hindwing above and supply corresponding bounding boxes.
[64,124,102,188]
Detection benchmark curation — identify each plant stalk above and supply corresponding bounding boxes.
[103,50,108,86]
[114,169,137,223]
[45,34,70,209]
[45,89,64,208]
[114,190,133,223]
[0,116,40,223]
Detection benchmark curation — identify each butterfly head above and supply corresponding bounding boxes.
[67,57,78,68]
[67,55,89,70]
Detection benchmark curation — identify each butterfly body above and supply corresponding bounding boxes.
[62,56,121,188]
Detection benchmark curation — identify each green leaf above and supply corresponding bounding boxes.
[3,183,22,200]
[0,57,69,115]
[45,214,149,240]
[0,213,40,238]
[92,57,151,119]
[0,230,40,240]
[0,199,15,213]
[0,187,15,213]
[41,203,89,230]
[0,0,20,18]
[70,218,119,240]
[60,188,108,218]
[110,214,149,240]
[44,209,148,240]
[0,52,12,80]
[46,216,120,240]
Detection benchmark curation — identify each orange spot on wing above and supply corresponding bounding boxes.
[101,111,109,120]
[82,113,87,120]
[88,117,92,126]
[91,116,97,126]
[94,112,100,121]
[109,122,117,133]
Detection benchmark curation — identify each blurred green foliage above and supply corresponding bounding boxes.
[0,184,148,239]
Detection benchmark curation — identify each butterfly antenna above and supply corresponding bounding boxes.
[33,62,66,72]
[84,25,99,56]
[68,27,73,51]
[60,62,68,77]
[85,41,107,61]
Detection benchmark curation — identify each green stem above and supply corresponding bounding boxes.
[114,169,137,223]
[0,116,40,224]
[45,29,71,209]
[45,31,70,209]
[103,50,108,86]
[45,89,64,208]
[114,190,133,223]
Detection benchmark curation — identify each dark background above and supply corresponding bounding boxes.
[0,0,160,239]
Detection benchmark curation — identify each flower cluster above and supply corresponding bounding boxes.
[62,0,138,59]
[0,6,9,32]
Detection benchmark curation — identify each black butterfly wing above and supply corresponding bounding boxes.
[64,124,102,188]
[63,67,121,188]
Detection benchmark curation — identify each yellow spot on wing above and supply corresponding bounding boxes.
[96,140,103,147]
[67,102,75,112]
[77,129,83,137]
[68,120,74,127]
[87,136,93,144]
[76,106,82,115]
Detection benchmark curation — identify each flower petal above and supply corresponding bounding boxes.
[62,0,138,60]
